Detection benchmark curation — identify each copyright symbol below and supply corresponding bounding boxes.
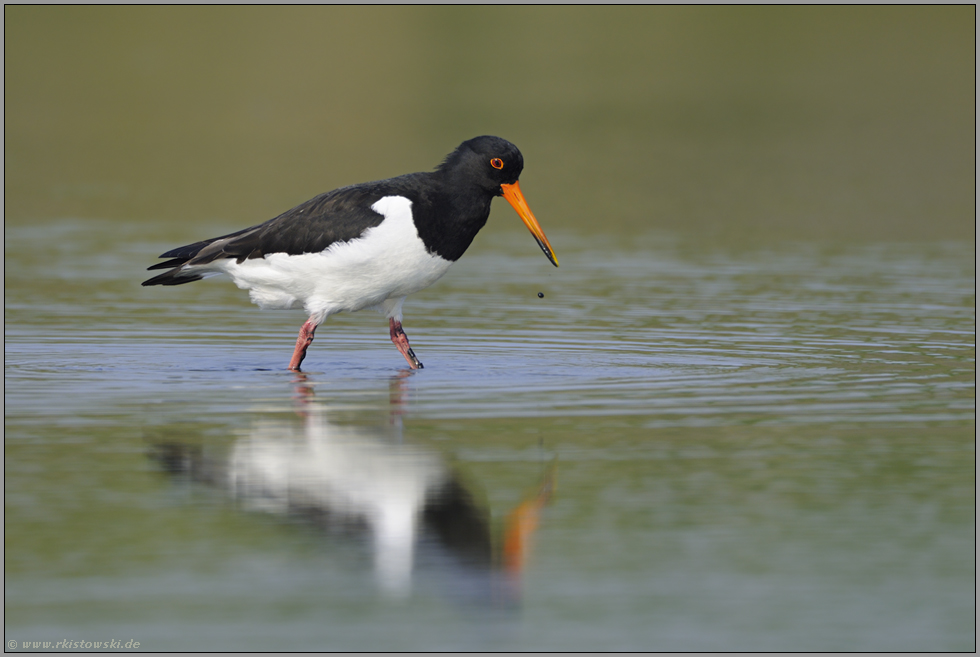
[7,639,17,649]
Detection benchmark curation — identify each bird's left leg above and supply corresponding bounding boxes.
[288,317,318,372]
[389,318,423,370]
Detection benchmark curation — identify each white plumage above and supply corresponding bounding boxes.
[204,196,453,324]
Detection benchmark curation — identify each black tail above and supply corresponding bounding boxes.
[143,238,209,286]
[142,226,256,286]
[141,267,205,286]
[142,251,205,286]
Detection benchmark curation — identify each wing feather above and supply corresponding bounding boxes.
[141,178,425,287]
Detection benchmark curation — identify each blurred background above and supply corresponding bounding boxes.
[4,7,975,652]
[5,6,974,243]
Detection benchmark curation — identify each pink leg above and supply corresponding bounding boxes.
[288,319,318,372]
[389,318,423,369]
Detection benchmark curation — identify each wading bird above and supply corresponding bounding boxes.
[143,136,558,371]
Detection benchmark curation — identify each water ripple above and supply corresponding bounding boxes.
[4,226,974,429]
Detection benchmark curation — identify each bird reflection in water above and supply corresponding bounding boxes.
[151,373,554,605]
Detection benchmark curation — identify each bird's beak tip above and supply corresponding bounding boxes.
[501,181,559,268]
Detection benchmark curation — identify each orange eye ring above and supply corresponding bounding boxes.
[490,158,504,170]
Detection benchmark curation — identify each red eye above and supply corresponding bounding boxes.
[490,158,504,170]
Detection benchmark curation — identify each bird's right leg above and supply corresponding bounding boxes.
[389,318,423,370]
[288,318,318,372]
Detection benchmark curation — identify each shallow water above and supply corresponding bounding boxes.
[5,7,975,650]
[5,220,974,651]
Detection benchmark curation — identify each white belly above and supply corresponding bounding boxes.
[211,196,453,321]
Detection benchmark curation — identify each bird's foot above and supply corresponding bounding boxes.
[390,318,423,370]
[405,348,424,370]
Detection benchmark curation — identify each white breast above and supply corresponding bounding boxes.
[211,196,453,322]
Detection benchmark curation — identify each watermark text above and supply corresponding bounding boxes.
[7,639,141,650]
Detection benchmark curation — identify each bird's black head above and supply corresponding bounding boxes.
[434,135,558,268]
[437,135,525,193]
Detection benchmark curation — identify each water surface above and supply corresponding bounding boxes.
[5,222,974,651]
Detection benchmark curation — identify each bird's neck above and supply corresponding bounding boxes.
[410,172,494,262]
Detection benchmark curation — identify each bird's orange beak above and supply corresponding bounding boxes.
[501,181,559,267]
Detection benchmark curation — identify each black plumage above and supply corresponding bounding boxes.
[143,185,390,286]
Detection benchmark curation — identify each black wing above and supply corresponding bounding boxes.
[142,181,404,287]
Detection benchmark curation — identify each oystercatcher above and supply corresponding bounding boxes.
[143,136,558,371]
